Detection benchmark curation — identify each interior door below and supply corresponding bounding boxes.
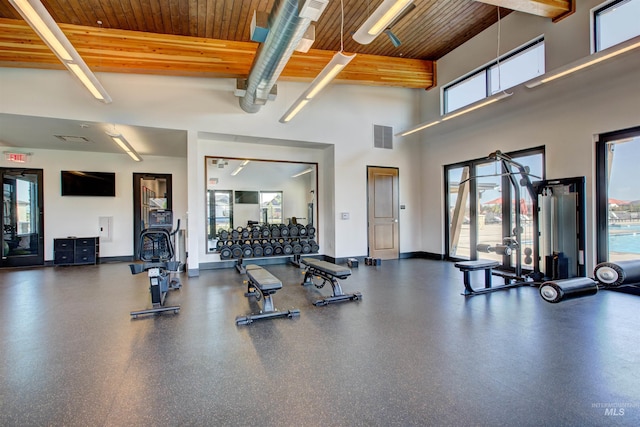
[367,166,399,259]
[1,168,44,267]
[133,173,172,260]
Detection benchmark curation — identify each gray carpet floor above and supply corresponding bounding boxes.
[1,258,639,426]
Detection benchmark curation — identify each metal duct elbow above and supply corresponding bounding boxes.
[239,0,324,114]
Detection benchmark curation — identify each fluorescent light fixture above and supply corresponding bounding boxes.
[8,0,112,103]
[442,91,512,120]
[396,91,512,137]
[526,35,640,88]
[292,168,313,178]
[352,0,414,45]
[106,131,142,162]
[231,160,250,176]
[396,119,442,137]
[279,52,355,123]
[281,99,310,123]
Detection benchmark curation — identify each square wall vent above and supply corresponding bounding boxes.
[373,125,393,149]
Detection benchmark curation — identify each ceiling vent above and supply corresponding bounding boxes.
[299,0,328,20]
[54,135,92,144]
[373,125,393,149]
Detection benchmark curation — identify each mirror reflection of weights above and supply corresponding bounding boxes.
[206,157,318,256]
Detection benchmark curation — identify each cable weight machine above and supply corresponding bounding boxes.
[457,151,587,295]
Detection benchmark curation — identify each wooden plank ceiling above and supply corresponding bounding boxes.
[0,1,570,89]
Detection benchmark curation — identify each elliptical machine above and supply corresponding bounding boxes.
[129,209,182,318]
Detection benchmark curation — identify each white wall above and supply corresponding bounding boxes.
[0,68,420,272]
[5,0,633,274]
[411,0,640,272]
[0,148,187,261]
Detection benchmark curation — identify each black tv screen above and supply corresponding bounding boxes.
[61,171,116,197]
[234,190,259,204]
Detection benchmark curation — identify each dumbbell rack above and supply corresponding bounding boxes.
[215,224,319,272]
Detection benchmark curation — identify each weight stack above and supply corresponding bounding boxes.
[539,277,598,303]
[545,252,569,280]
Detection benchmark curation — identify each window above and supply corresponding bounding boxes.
[445,73,486,115]
[595,126,640,262]
[594,0,640,52]
[444,38,544,114]
[260,191,283,224]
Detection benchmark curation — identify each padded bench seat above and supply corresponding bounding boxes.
[245,264,282,291]
[454,260,500,296]
[301,258,351,279]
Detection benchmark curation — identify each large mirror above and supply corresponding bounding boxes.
[205,157,318,254]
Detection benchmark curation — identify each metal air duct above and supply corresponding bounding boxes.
[239,0,328,113]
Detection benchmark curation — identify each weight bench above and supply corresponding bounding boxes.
[235,265,300,325]
[300,258,362,306]
[455,259,524,296]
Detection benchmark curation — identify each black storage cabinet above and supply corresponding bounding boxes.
[54,237,99,265]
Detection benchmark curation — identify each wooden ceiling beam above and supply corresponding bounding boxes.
[0,18,434,89]
[474,0,574,22]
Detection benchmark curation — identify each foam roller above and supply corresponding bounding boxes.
[477,243,493,253]
[539,277,598,303]
[494,245,512,256]
[594,260,640,287]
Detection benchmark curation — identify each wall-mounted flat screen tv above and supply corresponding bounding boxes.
[61,171,116,197]
[234,190,259,204]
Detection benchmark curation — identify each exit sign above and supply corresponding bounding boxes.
[4,152,30,163]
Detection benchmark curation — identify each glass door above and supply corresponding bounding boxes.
[1,168,44,267]
[476,161,503,263]
[446,166,471,259]
[208,189,232,251]
[133,173,172,261]
[596,127,640,262]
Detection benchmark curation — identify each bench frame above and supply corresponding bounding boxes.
[300,258,362,306]
[235,265,300,325]
[234,254,305,274]
[455,259,527,296]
